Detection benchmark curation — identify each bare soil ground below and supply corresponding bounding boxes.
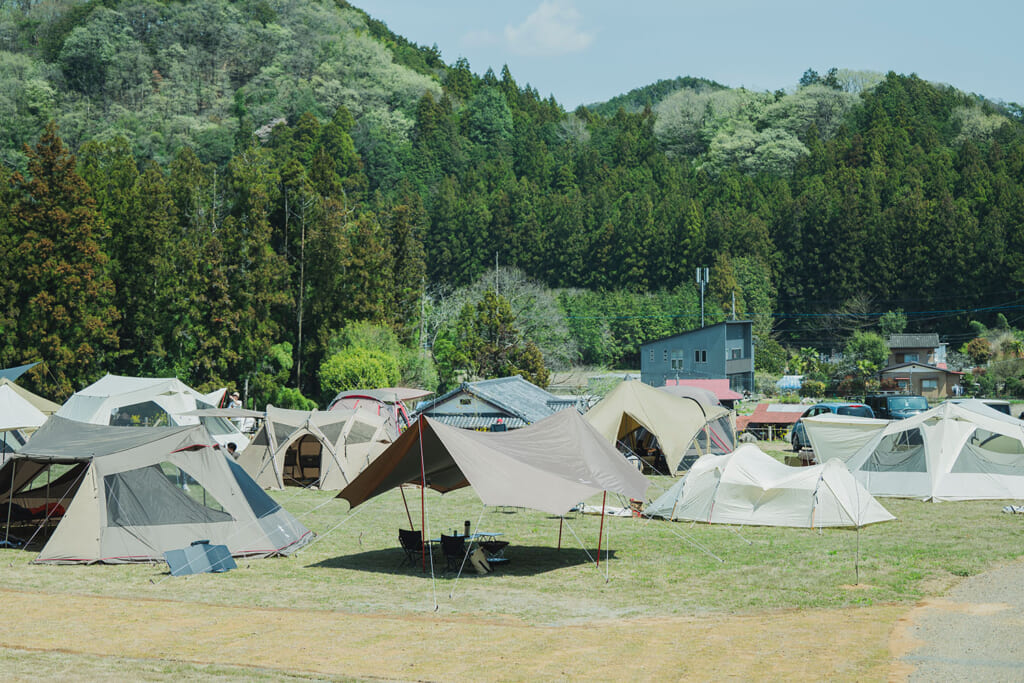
[0,588,903,681]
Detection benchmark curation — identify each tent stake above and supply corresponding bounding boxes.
[596,491,607,567]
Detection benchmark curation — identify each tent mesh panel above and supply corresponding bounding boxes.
[104,463,233,527]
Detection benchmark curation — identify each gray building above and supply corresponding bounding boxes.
[640,320,755,393]
[415,375,579,430]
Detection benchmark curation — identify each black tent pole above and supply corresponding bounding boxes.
[4,459,16,546]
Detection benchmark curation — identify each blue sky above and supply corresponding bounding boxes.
[353,1,1022,108]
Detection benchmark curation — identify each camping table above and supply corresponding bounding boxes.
[431,532,508,563]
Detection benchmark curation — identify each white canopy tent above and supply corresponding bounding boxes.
[802,400,1024,501]
[644,444,894,528]
[57,374,249,451]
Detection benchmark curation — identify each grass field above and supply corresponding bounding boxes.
[1,440,1022,679]
[2,443,1022,622]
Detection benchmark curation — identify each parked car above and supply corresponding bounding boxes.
[791,402,875,452]
[864,394,929,420]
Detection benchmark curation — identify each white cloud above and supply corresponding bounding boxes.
[504,2,595,57]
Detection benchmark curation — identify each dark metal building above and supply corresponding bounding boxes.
[640,320,755,393]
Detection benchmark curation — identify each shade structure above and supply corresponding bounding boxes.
[0,378,60,416]
[337,410,650,516]
[803,400,1024,501]
[584,380,733,473]
[0,384,47,432]
[237,406,391,490]
[1,417,311,563]
[644,444,894,528]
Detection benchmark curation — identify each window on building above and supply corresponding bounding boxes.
[695,349,707,363]
[730,347,742,360]
[921,379,938,391]
[904,353,919,363]
[663,349,668,362]
[670,349,685,370]
[649,349,654,362]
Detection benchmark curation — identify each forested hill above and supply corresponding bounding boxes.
[1,0,1024,404]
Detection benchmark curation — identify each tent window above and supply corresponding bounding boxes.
[225,456,281,518]
[348,420,378,443]
[104,463,233,527]
[320,422,345,443]
[110,401,171,427]
[952,428,1024,475]
[862,429,926,472]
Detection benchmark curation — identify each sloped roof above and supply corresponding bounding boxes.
[880,361,962,376]
[420,376,577,425]
[887,333,940,349]
[737,403,805,429]
[665,379,743,401]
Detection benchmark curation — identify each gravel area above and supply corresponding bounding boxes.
[898,555,1024,681]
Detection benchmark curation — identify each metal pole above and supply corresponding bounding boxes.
[417,417,427,572]
[596,491,607,568]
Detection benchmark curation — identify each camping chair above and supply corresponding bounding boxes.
[440,533,466,573]
[398,529,426,568]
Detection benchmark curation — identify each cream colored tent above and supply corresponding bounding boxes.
[237,406,391,490]
[644,444,894,528]
[802,400,1024,501]
[584,380,733,474]
[1,417,312,563]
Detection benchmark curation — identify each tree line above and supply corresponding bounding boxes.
[1,0,1023,404]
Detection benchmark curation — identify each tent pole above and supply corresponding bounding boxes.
[418,416,427,572]
[557,516,563,550]
[596,491,607,567]
[4,460,15,546]
[400,485,414,530]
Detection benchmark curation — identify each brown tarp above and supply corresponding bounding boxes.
[337,410,649,516]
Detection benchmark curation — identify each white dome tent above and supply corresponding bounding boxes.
[802,400,1024,501]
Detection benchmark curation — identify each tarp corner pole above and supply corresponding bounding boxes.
[596,491,607,567]
[558,516,563,550]
[418,416,427,572]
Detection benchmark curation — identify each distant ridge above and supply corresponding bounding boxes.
[586,76,727,116]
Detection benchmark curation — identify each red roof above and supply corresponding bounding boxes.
[736,403,805,430]
[665,379,743,401]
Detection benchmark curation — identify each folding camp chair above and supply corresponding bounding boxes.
[440,533,466,573]
[398,529,426,568]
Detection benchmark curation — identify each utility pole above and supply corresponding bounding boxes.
[696,267,709,327]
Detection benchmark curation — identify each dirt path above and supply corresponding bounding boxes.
[0,588,901,681]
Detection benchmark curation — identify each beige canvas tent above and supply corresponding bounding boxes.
[338,410,649,516]
[644,444,894,528]
[802,400,1024,501]
[1,417,312,563]
[237,406,391,490]
[584,380,734,474]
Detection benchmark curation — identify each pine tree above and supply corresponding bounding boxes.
[8,123,119,399]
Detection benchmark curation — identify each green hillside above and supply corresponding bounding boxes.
[1,0,1023,404]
